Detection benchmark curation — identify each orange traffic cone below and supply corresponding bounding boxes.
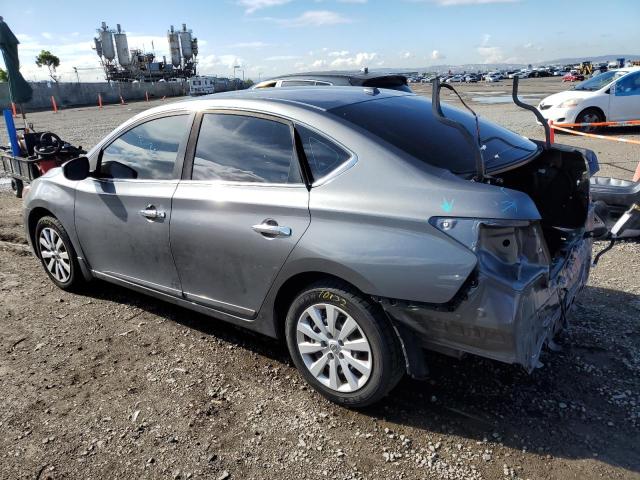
[633,159,640,182]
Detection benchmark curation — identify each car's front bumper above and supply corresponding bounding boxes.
[382,232,592,372]
[538,105,580,124]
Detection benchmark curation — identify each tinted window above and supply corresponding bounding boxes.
[296,125,350,180]
[192,114,300,183]
[100,115,189,180]
[329,95,538,174]
[614,72,640,96]
[281,80,316,87]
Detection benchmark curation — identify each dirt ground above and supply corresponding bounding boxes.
[1,78,639,480]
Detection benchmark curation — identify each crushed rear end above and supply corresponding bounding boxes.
[384,143,595,372]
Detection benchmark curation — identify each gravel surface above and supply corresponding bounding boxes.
[1,78,639,479]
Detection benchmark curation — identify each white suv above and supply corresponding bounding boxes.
[538,67,640,124]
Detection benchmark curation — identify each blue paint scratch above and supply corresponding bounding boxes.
[441,198,454,213]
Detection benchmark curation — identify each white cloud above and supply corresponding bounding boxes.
[431,49,445,60]
[311,59,327,68]
[481,33,491,46]
[477,46,505,63]
[338,0,368,3]
[237,0,291,14]
[198,54,246,73]
[269,10,351,27]
[402,51,413,59]
[330,52,377,68]
[41,32,52,40]
[328,50,350,57]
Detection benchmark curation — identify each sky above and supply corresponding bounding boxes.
[1,0,639,82]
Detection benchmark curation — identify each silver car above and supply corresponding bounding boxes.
[23,87,594,407]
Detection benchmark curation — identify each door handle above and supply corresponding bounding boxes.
[139,205,166,220]
[252,221,292,238]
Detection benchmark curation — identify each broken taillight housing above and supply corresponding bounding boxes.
[430,217,551,272]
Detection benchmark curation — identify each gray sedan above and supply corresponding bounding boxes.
[23,87,594,407]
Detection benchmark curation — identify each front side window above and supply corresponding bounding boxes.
[99,115,189,180]
[296,125,351,181]
[614,72,640,96]
[192,114,301,184]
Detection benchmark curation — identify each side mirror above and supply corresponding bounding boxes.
[62,156,90,181]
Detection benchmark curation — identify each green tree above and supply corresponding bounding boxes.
[0,67,8,82]
[35,50,60,82]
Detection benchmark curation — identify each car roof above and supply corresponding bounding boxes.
[144,86,413,116]
[268,70,408,81]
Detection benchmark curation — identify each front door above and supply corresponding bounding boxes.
[609,71,640,121]
[170,112,310,317]
[75,113,192,295]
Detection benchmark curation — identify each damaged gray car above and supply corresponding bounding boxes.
[24,85,602,407]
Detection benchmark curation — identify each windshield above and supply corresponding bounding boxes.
[329,95,539,175]
[573,70,626,91]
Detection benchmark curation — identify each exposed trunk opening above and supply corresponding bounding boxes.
[495,147,590,260]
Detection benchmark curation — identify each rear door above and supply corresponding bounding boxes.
[170,111,310,317]
[75,113,192,295]
[609,71,640,121]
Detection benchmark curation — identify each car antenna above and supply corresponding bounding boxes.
[511,76,551,149]
[431,77,486,182]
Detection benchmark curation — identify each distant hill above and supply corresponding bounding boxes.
[539,54,640,65]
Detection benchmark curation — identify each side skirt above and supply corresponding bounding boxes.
[91,270,277,337]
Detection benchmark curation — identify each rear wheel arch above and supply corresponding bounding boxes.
[273,272,356,340]
[272,271,424,380]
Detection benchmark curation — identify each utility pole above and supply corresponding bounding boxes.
[233,65,240,90]
[73,67,80,84]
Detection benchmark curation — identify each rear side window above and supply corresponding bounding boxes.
[100,115,189,180]
[296,125,351,181]
[329,95,538,174]
[192,114,301,184]
[281,80,316,87]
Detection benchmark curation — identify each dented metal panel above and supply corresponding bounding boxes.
[383,220,592,372]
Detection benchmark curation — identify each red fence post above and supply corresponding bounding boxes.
[548,120,555,145]
[11,102,17,117]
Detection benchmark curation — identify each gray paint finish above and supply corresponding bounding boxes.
[23,87,593,375]
[170,182,310,316]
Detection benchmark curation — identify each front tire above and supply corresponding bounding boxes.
[35,216,84,291]
[576,108,604,132]
[285,281,404,407]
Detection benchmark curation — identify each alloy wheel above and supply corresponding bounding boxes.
[39,227,71,283]
[296,303,373,393]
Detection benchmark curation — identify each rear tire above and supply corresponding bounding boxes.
[35,216,85,292]
[11,178,23,198]
[576,108,604,132]
[285,281,404,407]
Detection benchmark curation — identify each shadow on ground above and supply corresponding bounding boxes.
[77,281,640,474]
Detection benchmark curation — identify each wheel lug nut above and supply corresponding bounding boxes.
[338,353,344,359]
[338,340,344,346]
